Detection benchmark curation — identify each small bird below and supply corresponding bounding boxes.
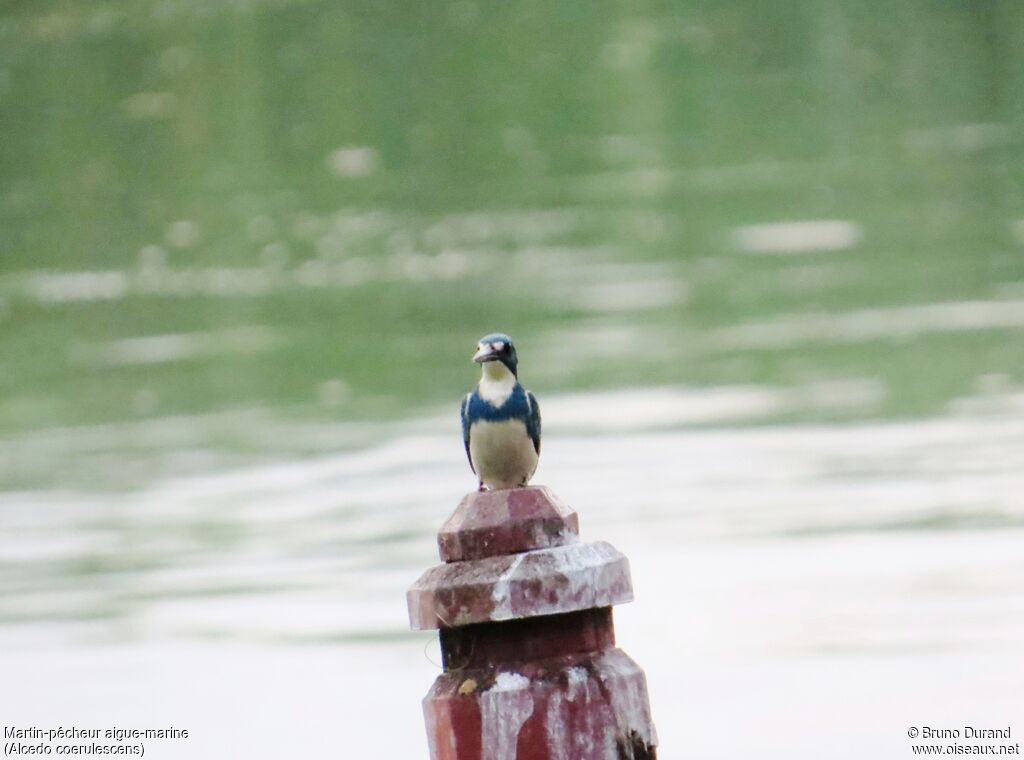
[460,333,541,491]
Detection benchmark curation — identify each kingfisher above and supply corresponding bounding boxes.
[460,333,541,491]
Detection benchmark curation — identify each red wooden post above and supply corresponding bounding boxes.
[407,486,658,759]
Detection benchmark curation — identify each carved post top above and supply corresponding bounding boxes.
[437,485,579,562]
[408,487,633,631]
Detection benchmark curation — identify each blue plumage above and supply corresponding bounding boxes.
[462,385,541,456]
[460,334,541,490]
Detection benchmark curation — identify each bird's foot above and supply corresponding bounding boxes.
[477,482,486,492]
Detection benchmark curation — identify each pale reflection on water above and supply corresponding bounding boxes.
[1,386,1022,758]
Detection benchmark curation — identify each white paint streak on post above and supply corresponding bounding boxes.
[601,727,618,760]
[422,701,452,760]
[545,692,570,760]
[602,652,658,748]
[490,552,525,617]
[565,666,589,700]
[480,672,534,760]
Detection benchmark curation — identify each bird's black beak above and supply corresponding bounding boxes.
[473,343,500,363]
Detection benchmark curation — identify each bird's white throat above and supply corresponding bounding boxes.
[478,361,516,406]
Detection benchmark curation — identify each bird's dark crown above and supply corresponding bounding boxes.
[476,332,519,376]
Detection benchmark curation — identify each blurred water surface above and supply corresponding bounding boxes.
[1,0,1023,479]
[1,1,1024,757]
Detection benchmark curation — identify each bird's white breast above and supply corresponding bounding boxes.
[469,418,538,490]
[478,373,515,407]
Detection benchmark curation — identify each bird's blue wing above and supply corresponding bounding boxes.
[460,393,474,473]
[526,391,541,455]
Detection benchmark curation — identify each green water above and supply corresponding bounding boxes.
[1,0,1023,474]
[1,9,1023,753]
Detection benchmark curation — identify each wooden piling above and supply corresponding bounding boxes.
[407,486,658,759]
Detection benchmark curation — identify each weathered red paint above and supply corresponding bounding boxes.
[440,608,615,670]
[438,486,579,562]
[408,487,658,759]
[408,542,633,629]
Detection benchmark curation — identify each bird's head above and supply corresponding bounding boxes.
[473,333,518,377]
